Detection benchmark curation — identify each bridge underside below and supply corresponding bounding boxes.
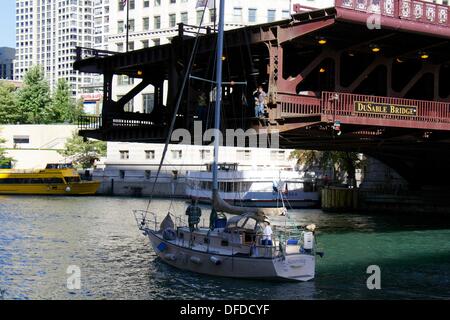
[74,2,450,186]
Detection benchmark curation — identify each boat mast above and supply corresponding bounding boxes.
[212,0,225,203]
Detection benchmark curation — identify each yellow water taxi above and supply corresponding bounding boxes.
[0,163,100,195]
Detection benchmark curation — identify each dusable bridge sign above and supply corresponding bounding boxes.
[354,101,418,116]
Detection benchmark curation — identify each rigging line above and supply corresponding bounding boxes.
[146,2,211,212]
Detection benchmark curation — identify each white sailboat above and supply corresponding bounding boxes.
[133,0,319,281]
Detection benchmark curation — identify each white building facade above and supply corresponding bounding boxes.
[14,0,97,96]
[0,125,78,169]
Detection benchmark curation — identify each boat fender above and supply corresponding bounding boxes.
[164,253,177,261]
[303,232,314,250]
[190,256,202,264]
[65,186,71,193]
[210,256,221,265]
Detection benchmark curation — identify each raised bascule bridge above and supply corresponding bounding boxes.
[75,0,450,208]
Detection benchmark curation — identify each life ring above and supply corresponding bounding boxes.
[65,186,71,193]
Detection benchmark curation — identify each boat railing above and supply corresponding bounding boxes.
[133,209,191,232]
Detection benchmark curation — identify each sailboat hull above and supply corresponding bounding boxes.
[146,230,315,282]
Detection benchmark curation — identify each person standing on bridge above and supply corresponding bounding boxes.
[253,85,267,118]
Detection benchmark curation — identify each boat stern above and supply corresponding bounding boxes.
[273,254,315,282]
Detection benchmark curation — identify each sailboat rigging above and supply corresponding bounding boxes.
[133,0,320,281]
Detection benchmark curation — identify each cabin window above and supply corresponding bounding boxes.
[145,150,155,160]
[145,170,151,180]
[119,170,125,179]
[236,150,251,161]
[270,150,285,161]
[204,237,210,244]
[171,150,182,159]
[13,135,30,144]
[65,177,81,183]
[120,150,129,160]
[221,240,229,246]
[200,150,211,161]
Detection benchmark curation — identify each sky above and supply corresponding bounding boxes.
[0,1,16,48]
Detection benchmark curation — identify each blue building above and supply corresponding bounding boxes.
[0,47,15,80]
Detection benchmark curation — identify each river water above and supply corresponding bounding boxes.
[0,196,449,300]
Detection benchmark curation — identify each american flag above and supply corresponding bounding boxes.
[196,0,214,9]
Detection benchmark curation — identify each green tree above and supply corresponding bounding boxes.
[49,78,84,123]
[59,132,106,169]
[0,81,19,124]
[16,65,52,124]
[291,150,364,187]
[0,136,13,168]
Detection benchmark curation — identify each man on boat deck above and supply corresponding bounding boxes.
[186,198,202,231]
[261,221,273,246]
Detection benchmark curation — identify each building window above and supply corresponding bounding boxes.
[270,150,285,161]
[233,7,242,23]
[170,0,176,4]
[142,40,149,48]
[145,150,155,160]
[180,12,188,25]
[145,170,151,180]
[143,17,149,31]
[153,39,160,46]
[128,19,135,32]
[144,0,150,8]
[128,41,134,51]
[143,93,154,113]
[129,0,135,10]
[118,0,125,11]
[169,14,176,27]
[13,135,30,144]
[117,21,124,33]
[154,16,161,29]
[209,8,216,23]
[117,43,124,52]
[282,10,290,19]
[196,10,203,25]
[120,151,130,160]
[237,150,251,161]
[171,150,182,159]
[267,10,276,22]
[154,0,161,6]
[248,9,257,23]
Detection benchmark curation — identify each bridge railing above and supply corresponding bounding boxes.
[277,93,321,118]
[321,91,450,124]
[335,0,450,28]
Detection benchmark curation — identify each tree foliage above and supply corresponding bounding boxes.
[0,136,13,168]
[0,82,20,124]
[49,78,84,123]
[16,65,52,124]
[0,66,84,124]
[59,133,106,169]
[290,150,364,187]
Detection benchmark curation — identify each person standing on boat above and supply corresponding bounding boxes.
[262,221,273,246]
[186,198,202,231]
[253,85,267,118]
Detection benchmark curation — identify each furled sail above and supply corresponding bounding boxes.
[212,189,285,217]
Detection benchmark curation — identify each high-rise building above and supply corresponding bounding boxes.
[14,0,97,96]
[0,47,16,80]
[108,0,333,113]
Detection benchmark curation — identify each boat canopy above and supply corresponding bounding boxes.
[225,213,270,232]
